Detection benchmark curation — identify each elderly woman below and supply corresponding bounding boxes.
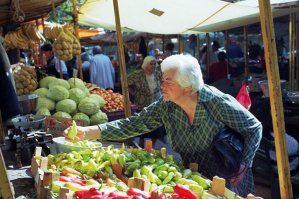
[65,54,262,197]
[127,55,162,111]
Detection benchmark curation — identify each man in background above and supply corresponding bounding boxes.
[89,46,115,90]
[41,43,69,79]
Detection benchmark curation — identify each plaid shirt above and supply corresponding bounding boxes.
[99,85,262,195]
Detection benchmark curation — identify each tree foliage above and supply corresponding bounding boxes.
[47,0,86,24]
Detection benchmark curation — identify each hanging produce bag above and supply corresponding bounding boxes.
[236,82,251,110]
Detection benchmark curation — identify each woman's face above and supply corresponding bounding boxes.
[161,69,185,102]
[145,60,156,74]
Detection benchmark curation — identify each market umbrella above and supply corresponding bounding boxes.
[78,0,297,34]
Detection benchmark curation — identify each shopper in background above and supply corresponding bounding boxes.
[161,42,174,60]
[200,40,220,68]
[65,54,262,197]
[41,43,69,79]
[227,38,243,59]
[80,52,91,83]
[208,51,230,84]
[127,55,162,111]
[89,45,115,90]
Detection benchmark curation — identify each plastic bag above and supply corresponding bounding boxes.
[236,83,251,110]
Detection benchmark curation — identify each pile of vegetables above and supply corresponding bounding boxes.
[90,89,124,112]
[44,145,214,199]
[13,63,38,96]
[33,77,108,125]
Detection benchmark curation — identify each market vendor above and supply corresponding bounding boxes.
[65,54,262,197]
[41,43,69,80]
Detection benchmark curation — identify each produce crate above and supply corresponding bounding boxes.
[102,104,137,122]
[31,141,244,199]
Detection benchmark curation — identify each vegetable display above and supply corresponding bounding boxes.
[43,144,215,199]
[33,77,107,125]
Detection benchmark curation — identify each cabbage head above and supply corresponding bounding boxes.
[36,107,51,116]
[73,112,90,125]
[90,94,106,108]
[47,85,69,101]
[39,76,56,88]
[68,77,86,90]
[53,111,72,119]
[90,110,108,125]
[49,78,70,89]
[84,87,90,97]
[69,88,86,104]
[56,99,77,114]
[78,97,99,115]
[36,97,55,111]
[33,88,48,97]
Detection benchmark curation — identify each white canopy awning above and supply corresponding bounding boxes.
[78,0,298,34]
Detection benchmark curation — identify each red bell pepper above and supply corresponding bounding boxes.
[75,188,104,199]
[172,193,187,199]
[108,191,130,199]
[127,188,150,199]
[174,184,197,199]
[59,175,86,186]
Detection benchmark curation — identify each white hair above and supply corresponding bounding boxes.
[141,56,156,69]
[161,54,204,93]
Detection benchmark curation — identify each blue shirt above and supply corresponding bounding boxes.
[90,54,115,89]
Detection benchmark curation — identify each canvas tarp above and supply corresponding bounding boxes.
[78,0,299,34]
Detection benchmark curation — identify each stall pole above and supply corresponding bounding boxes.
[296,13,299,90]
[225,30,230,77]
[196,34,200,59]
[71,0,83,80]
[35,19,41,66]
[258,0,293,198]
[0,110,15,199]
[113,0,131,117]
[41,16,45,66]
[206,33,211,79]
[51,0,57,22]
[243,26,249,77]
[58,60,63,79]
[289,13,295,91]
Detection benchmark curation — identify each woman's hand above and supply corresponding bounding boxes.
[63,125,101,141]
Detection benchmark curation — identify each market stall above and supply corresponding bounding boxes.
[1,0,299,199]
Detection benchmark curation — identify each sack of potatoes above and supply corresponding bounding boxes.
[13,63,38,96]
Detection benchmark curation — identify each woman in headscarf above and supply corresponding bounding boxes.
[127,55,162,111]
[127,55,165,146]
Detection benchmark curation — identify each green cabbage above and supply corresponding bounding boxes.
[73,112,90,125]
[68,77,86,90]
[84,87,90,97]
[47,85,69,101]
[90,110,108,125]
[36,97,55,111]
[39,76,57,88]
[53,111,72,119]
[49,78,70,89]
[69,88,86,104]
[89,94,106,108]
[33,88,49,97]
[56,99,77,114]
[36,107,51,116]
[78,97,99,116]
